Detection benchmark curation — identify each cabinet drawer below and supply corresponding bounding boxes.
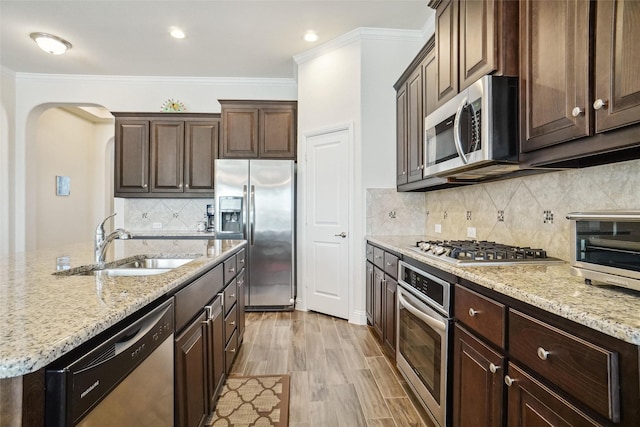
[383,252,399,279]
[508,309,619,421]
[174,264,224,332]
[455,285,505,349]
[366,243,374,262]
[373,247,384,269]
[224,255,237,284]
[225,304,237,344]
[236,249,246,271]
[225,330,238,374]
[224,279,238,315]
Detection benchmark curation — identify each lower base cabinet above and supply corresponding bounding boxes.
[506,362,601,426]
[175,312,208,427]
[452,324,504,427]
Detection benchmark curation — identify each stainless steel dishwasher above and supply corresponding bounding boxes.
[45,299,174,427]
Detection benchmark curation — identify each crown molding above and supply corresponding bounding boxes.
[12,72,297,87]
[294,27,426,65]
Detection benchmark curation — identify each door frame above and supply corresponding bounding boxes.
[298,122,355,320]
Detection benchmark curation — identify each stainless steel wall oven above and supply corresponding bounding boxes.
[397,260,453,427]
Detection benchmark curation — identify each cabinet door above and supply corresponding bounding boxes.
[407,66,424,183]
[220,107,259,158]
[114,119,149,194]
[383,276,397,355]
[184,120,218,193]
[423,48,438,118]
[373,266,384,340]
[520,0,591,152]
[396,84,408,185]
[435,0,459,107]
[594,0,640,133]
[259,107,296,159]
[205,297,225,413]
[506,363,601,427]
[452,324,504,427]
[151,120,185,193]
[366,261,374,325]
[236,269,245,343]
[175,313,207,427]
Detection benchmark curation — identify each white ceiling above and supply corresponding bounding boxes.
[1,0,433,78]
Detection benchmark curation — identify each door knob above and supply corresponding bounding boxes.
[335,232,347,238]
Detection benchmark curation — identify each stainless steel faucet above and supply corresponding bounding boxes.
[95,213,131,265]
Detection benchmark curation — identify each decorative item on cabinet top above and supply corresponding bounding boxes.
[161,98,186,112]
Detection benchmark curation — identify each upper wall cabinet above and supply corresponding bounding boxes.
[428,0,519,109]
[520,0,640,165]
[395,40,436,188]
[219,100,297,160]
[114,113,219,198]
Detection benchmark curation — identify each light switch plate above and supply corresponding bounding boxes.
[152,222,162,229]
[435,224,442,233]
[467,227,477,238]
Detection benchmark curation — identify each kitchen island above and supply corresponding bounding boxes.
[0,238,245,426]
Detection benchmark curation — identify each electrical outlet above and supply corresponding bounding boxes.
[467,227,477,238]
[435,223,442,233]
[152,222,162,229]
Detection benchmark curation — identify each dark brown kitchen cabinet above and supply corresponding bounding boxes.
[429,0,518,108]
[506,363,601,427]
[113,113,219,198]
[219,100,297,160]
[520,0,640,166]
[367,242,399,358]
[175,313,207,427]
[114,119,149,194]
[205,296,225,415]
[452,324,504,427]
[395,39,434,189]
[456,278,640,427]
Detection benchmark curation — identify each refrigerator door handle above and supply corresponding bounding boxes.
[243,185,249,240]
[250,185,256,246]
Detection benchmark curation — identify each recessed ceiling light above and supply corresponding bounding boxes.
[304,31,318,42]
[30,32,72,55]
[170,27,186,39]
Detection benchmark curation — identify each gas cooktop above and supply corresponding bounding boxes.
[408,240,565,266]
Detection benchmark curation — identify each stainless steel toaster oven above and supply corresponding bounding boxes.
[567,211,640,292]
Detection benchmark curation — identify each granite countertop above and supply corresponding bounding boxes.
[0,238,245,379]
[367,235,640,346]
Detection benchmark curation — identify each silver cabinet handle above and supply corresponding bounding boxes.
[229,348,236,353]
[229,267,235,273]
[185,184,189,188]
[143,184,148,188]
[229,293,236,298]
[593,98,607,110]
[537,347,550,360]
[239,259,245,264]
[571,107,583,117]
[489,363,499,374]
[468,308,479,317]
[335,232,347,238]
[504,375,514,387]
[230,321,236,326]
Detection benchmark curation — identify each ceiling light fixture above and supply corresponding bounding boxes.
[169,27,186,39]
[30,32,72,55]
[304,31,318,42]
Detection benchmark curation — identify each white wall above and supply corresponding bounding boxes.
[295,28,426,323]
[35,108,110,248]
[8,73,296,251]
[1,68,16,254]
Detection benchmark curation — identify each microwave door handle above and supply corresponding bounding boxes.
[398,292,446,332]
[453,96,469,164]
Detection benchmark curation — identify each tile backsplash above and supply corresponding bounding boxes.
[122,199,211,231]
[367,158,640,261]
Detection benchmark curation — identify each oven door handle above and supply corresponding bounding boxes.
[398,292,446,332]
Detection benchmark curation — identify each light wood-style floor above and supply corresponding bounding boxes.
[228,310,436,427]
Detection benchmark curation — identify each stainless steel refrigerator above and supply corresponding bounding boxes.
[214,159,295,311]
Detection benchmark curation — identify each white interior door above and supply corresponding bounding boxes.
[305,128,350,319]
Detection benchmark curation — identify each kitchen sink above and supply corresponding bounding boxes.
[54,256,198,277]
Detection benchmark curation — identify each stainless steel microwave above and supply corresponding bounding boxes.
[423,75,519,180]
[567,211,640,292]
